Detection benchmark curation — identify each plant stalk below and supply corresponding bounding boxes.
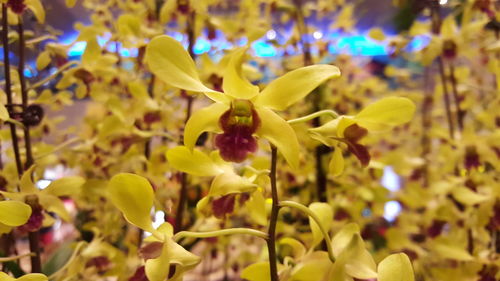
[174,1,196,233]
[2,4,23,176]
[267,145,280,281]
[17,17,41,273]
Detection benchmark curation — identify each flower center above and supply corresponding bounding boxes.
[215,100,260,162]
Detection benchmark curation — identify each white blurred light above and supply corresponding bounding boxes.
[313,31,323,39]
[36,179,52,189]
[266,30,277,40]
[383,201,402,222]
[439,0,447,4]
[152,211,165,229]
[381,166,401,192]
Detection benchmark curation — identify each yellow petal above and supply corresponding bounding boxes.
[354,97,416,132]
[377,253,414,281]
[368,28,386,41]
[451,187,489,206]
[0,104,9,120]
[255,65,340,111]
[255,107,299,169]
[39,194,70,222]
[43,176,85,197]
[145,36,216,93]
[65,0,77,8]
[25,0,45,24]
[36,51,51,70]
[342,234,378,279]
[0,222,13,234]
[308,202,333,247]
[0,201,32,226]
[331,223,360,257]
[222,48,260,99]
[166,146,224,177]
[184,103,228,150]
[168,238,201,272]
[329,147,344,177]
[291,251,331,280]
[20,165,38,194]
[145,238,170,281]
[208,173,257,197]
[241,262,271,281]
[279,237,307,259]
[17,273,49,281]
[107,173,155,232]
[0,272,15,281]
[246,189,268,226]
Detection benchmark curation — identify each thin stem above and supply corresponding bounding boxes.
[279,201,336,263]
[173,228,268,242]
[17,17,41,273]
[437,57,455,140]
[448,63,464,131]
[48,242,86,279]
[28,61,79,90]
[2,4,23,176]
[267,145,280,281]
[0,252,34,262]
[287,110,339,125]
[175,0,197,233]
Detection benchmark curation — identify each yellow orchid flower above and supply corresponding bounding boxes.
[0,272,48,281]
[166,146,258,218]
[0,200,32,234]
[107,173,201,281]
[309,97,416,176]
[1,166,85,230]
[145,35,340,168]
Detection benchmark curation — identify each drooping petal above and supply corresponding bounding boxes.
[377,253,415,281]
[0,201,32,226]
[184,103,229,150]
[255,107,300,169]
[145,35,218,94]
[222,48,260,100]
[38,194,71,222]
[107,173,155,233]
[308,202,333,248]
[145,235,170,281]
[329,147,344,177]
[208,173,257,197]
[20,165,38,194]
[241,262,271,281]
[17,273,49,281]
[166,146,224,177]
[43,176,85,197]
[354,97,415,132]
[255,65,341,110]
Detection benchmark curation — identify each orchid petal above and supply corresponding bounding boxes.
[0,201,32,226]
[222,48,260,100]
[166,146,224,177]
[255,107,299,169]
[255,65,340,110]
[145,234,170,281]
[145,36,218,94]
[184,103,229,149]
[107,173,155,233]
[354,97,416,132]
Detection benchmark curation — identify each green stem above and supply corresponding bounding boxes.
[173,228,268,242]
[0,252,34,263]
[175,0,197,233]
[2,4,23,177]
[28,61,79,90]
[279,200,336,262]
[17,17,41,273]
[267,145,280,281]
[287,110,339,125]
[48,242,86,279]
